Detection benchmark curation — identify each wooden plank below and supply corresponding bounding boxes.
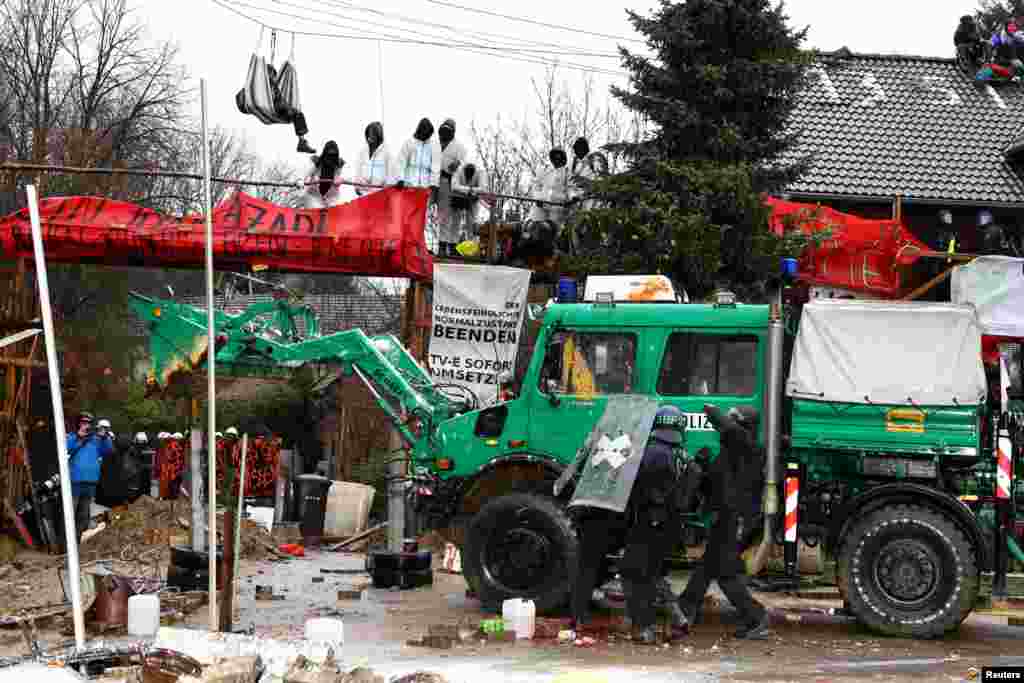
[326,522,388,552]
[902,266,954,301]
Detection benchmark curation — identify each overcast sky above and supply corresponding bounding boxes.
[138,0,967,198]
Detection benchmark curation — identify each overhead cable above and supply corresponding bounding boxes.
[212,0,627,77]
[319,0,619,56]
[423,0,647,45]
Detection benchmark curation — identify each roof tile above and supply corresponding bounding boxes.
[784,53,1024,204]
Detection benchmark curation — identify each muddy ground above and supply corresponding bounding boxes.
[0,549,1020,682]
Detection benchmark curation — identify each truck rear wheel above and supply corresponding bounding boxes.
[837,503,978,638]
[463,492,578,612]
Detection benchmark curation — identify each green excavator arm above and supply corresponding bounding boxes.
[128,292,450,447]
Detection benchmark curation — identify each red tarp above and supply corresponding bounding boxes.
[0,188,433,279]
[766,197,930,296]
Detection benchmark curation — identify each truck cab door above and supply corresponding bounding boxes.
[526,328,640,466]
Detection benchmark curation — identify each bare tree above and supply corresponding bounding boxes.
[146,126,299,213]
[0,0,188,202]
[470,66,644,222]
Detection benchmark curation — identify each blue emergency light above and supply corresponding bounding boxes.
[781,257,798,282]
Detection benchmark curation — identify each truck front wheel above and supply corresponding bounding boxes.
[838,503,978,638]
[463,492,578,612]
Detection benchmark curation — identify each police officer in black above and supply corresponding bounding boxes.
[569,405,689,643]
[677,403,770,640]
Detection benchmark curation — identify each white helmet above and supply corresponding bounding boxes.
[134,432,148,444]
[225,427,239,437]
[215,431,224,438]
[98,418,111,429]
[172,432,184,439]
[158,431,170,440]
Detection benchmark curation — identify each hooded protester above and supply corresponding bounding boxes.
[528,147,570,228]
[955,15,984,69]
[302,140,346,209]
[397,118,442,188]
[450,162,490,246]
[570,136,610,213]
[354,122,393,197]
[434,118,469,256]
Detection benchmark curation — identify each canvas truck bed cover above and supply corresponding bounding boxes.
[786,300,987,406]
[951,256,1024,337]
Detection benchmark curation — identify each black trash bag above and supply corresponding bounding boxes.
[96,435,146,508]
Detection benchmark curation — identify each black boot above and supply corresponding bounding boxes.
[735,611,771,640]
[296,137,316,154]
[632,625,658,645]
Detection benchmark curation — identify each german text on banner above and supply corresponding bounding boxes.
[429,263,532,405]
[0,188,433,279]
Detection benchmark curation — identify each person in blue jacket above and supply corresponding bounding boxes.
[66,411,113,542]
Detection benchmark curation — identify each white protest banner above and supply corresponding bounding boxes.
[429,263,532,404]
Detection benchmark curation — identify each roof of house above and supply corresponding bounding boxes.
[780,52,1024,205]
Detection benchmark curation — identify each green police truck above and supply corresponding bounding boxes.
[133,279,1024,639]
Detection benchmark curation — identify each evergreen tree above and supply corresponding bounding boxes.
[570,0,809,298]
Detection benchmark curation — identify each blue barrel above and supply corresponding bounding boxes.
[557,277,577,303]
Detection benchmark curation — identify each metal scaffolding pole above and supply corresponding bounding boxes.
[26,184,86,649]
[200,78,219,630]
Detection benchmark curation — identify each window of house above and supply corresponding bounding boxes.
[539,331,637,396]
[657,333,758,396]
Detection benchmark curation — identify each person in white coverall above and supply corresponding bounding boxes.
[436,118,468,257]
[527,147,571,251]
[397,118,441,188]
[450,162,489,245]
[302,140,346,209]
[353,121,392,197]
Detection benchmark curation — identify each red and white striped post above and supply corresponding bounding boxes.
[784,462,800,578]
[997,429,1013,501]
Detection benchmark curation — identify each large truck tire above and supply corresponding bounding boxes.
[463,492,578,613]
[837,503,978,638]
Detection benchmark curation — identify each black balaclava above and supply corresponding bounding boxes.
[365,122,383,156]
[572,137,590,160]
[439,119,456,149]
[317,141,341,197]
[549,147,567,169]
[414,118,435,142]
[463,163,477,184]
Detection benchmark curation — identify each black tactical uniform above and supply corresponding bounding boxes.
[677,404,769,639]
[570,405,689,643]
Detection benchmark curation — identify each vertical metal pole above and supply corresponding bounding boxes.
[233,434,248,610]
[387,428,404,552]
[190,422,205,552]
[26,184,86,649]
[377,40,385,123]
[201,79,218,629]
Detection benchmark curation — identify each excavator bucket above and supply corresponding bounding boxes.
[128,292,228,390]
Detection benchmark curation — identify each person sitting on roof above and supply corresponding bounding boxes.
[979,20,1024,82]
[955,15,985,70]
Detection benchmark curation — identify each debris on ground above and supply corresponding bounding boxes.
[390,674,448,683]
[178,655,261,683]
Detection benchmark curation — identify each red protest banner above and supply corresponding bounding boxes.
[0,187,433,279]
[766,196,929,296]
